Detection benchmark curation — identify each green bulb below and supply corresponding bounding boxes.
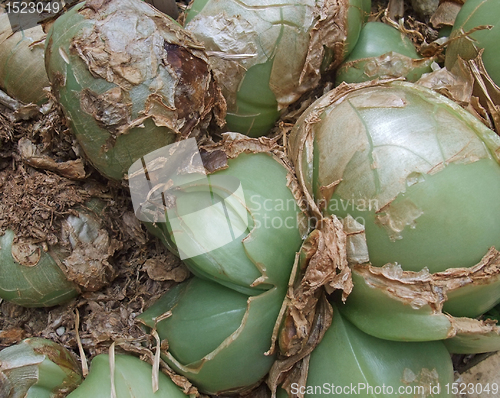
[336,21,432,84]
[445,0,500,86]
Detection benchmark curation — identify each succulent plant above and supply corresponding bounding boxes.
[0,199,116,307]
[288,80,500,349]
[0,338,82,398]
[44,0,225,180]
[278,303,454,397]
[0,229,79,307]
[138,276,286,395]
[129,136,305,295]
[445,0,500,87]
[66,353,188,398]
[0,8,50,105]
[335,21,433,84]
[184,0,370,137]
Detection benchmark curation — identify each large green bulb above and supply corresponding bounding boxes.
[290,81,500,274]
[336,21,433,84]
[184,0,369,137]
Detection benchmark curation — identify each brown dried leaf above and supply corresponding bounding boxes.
[18,138,86,180]
[0,166,91,243]
[430,0,463,29]
[273,355,310,398]
[0,328,26,346]
[299,0,350,83]
[267,296,330,398]
[387,0,405,21]
[266,216,351,396]
[465,52,500,134]
[142,258,190,282]
[121,212,148,246]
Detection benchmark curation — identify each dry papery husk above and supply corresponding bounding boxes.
[417,45,500,135]
[430,0,465,29]
[267,216,353,398]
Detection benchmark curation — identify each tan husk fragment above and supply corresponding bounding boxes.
[266,216,352,397]
[297,0,351,93]
[18,137,86,180]
[430,0,464,29]
[336,52,435,81]
[418,51,500,134]
[350,246,500,338]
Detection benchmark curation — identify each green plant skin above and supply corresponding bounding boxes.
[0,230,78,307]
[328,160,500,275]
[443,304,500,354]
[336,21,432,84]
[139,277,285,395]
[148,152,303,295]
[344,0,370,57]
[303,304,454,398]
[0,11,50,105]
[295,81,500,275]
[0,338,82,398]
[224,60,281,138]
[443,275,500,318]
[445,0,500,87]
[339,270,454,342]
[66,354,188,398]
[444,331,500,355]
[139,277,249,365]
[338,267,500,352]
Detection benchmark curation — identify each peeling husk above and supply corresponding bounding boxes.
[186,0,352,111]
[288,79,500,353]
[45,0,226,180]
[0,337,82,397]
[266,216,353,397]
[339,248,500,352]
